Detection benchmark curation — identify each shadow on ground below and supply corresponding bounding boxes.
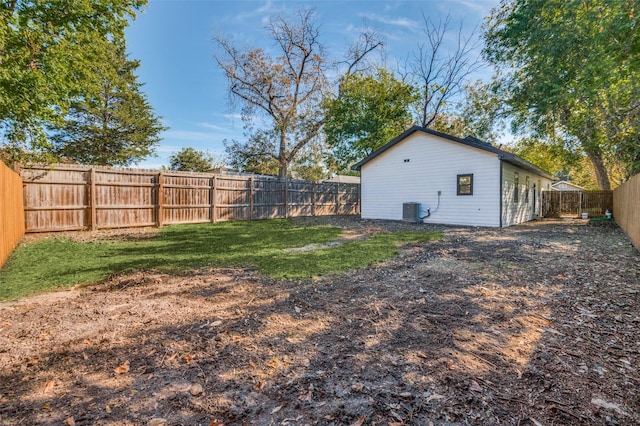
[0,219,638,425]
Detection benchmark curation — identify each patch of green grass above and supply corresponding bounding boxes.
[0,219,442,300]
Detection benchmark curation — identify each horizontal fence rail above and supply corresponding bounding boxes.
[1,162,25,266]
[541,190,613,218]
[613,173,640,250]
[20,164,360,233]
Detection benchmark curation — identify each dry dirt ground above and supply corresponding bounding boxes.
[0,218,639,426]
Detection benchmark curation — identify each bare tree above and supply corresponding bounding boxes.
[215,9,381,177]
[411,13,482,128]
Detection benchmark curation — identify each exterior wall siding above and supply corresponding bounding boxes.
[361,132,502,227]
[501,162,553,227]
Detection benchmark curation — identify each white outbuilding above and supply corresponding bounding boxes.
[352,126,555,227]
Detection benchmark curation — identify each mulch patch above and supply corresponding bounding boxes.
[1,217,638,425]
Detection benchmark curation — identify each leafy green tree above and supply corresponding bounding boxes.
[0,0,146,163]
[457,80,506,144]
[323,68,418,170]
[289,139,327,181]
[50,46,165,166]
[215,9,382,177]
[169,147,224,172]
[484,0,640,188]
[224,129,280,176]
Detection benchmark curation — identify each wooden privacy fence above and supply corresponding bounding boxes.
[541,190,613,218]
[20,164,360,233]
[613,174,640,251]
[0,162,25,266]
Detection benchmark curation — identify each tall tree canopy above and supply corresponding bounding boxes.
[50,46,165,166]
[215,9,382,178]
[511,137,598,189]
[0,0,148,164]
[323,68,417,171]
[484,0,640,188]
[169,147,224,172]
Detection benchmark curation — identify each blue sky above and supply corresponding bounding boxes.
[126,0,499,169]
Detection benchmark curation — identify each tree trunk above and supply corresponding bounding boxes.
[585,147,611,190]
[278,130,288,178]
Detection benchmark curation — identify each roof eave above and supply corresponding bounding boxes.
[499,154,555,180]
[351,126,554,180]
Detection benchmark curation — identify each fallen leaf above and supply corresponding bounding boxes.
[190,383,204,396]
[529,418,543,426]
[2,321,12,326]
[298,390,312,402]
[105,405,112,414]
[266,358,280,369]
[114,360,130,374]
[426,393,445,402]
[271,405,283,414]
[184,354,195,363]
[43,380,55,394]
[82,351,89,360]
[351,382,364,392]
[41,404,50,410]
[65,417,75,426]
[349,415,366,426]
[248,359,257,368]
[148,419,167,426]
[209,422,224,426]
[390,411,404,422]
[469,380,483,393]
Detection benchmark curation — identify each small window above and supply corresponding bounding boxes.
[525,176,530,203]
[457,174,473,195]
[513,172,519,202]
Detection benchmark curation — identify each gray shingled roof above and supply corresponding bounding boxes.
[351,126,555,180]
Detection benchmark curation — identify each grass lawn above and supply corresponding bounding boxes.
[0,219,442,300]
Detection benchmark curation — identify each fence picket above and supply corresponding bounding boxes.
[0,162,25,266]
[19,164,360,233]
[613,174,640,250]
[541,190,613,218]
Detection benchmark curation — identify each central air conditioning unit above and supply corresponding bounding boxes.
[402,202,420,222]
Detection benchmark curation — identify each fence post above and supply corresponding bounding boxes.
[210,175,217,223]
[90,167,97,231]
[284,178,289,218]
[312,182,316,216]
[334,183,338,215]
[249,177,254,221]
[157,172,164,227]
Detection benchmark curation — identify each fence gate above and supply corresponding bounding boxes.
[541,190,613,218]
